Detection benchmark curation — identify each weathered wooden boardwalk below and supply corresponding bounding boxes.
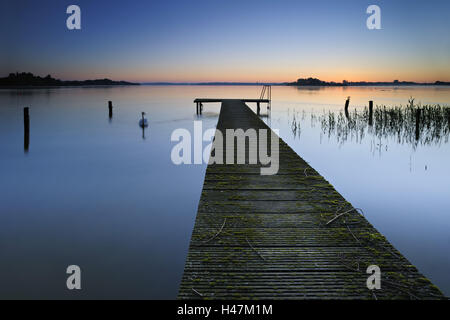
[178,99,444,299]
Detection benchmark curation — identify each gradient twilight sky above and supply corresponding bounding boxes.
[1,0,449,83]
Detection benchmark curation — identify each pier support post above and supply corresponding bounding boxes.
[415,108,421,141]
[369,101,373,126]
[200,103,203,115]
[257,102,260,115]
[344,97,350,119]
[24,107,29,152]
[108,101,113,118]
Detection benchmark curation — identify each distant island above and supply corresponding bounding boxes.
[139,78,450,86]
[286,77,450,86]
[0,72,139,87]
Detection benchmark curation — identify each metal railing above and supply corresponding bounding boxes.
[259,85,272,122]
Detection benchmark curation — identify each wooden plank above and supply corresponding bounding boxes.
[183,247,413,272]
[178,99,445,299]
[179,271,442,300]
[190,227,398,247]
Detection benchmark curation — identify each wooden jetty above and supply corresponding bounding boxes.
[178,99,445,299]
[195,98,270,115]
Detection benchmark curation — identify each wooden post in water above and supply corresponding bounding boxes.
[196,102,199,115]
[108,101,113,118]
[200,103,203,115]
[257,102,261,115]
[344,97,350,119]
[368,101,373,126]
[24,107,29,152]
[415,108,421,141]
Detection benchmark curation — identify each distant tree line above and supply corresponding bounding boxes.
[0,72,139,86]
[286,77,450,86]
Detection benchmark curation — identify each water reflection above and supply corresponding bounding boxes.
[108,101,113,121]
[2,85,450,297]
[291,102,450,151]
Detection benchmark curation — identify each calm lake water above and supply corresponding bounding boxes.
[0,85,449,298]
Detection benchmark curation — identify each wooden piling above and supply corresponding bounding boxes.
[369,101,373,126]
[24,107,29,152]
[415,108,421,141]
[108,101,113,118]
[344,97,350,119]
[257,101,261,115]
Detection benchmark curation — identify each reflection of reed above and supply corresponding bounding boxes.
[292,100,450,149]
[291,112,300,138]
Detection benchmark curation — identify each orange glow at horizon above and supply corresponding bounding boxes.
[52,51,450,84]
[59,66,450,84]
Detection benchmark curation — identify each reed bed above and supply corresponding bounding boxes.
[291,99,450,148]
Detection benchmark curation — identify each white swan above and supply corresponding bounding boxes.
[139,112,148,128]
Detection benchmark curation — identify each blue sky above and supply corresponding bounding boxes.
[1,0,449,82]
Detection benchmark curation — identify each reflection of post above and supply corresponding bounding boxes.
[415,108,421,141]
[24,107,30,152]
[369,101,373,126]
[344,97,350,119]
[108,101,113,119]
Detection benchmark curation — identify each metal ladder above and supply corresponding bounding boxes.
[259,85,272,123]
